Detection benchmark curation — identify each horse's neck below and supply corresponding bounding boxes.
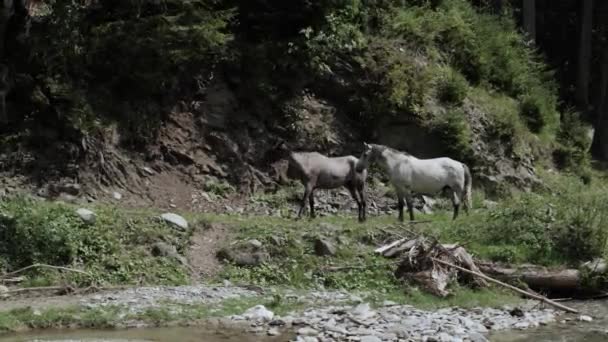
[379,151,401,171]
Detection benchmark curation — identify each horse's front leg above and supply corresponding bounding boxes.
[357,183,367,222]
[404,193,415,221]
[298,183,313,219]
[347,185,363,222]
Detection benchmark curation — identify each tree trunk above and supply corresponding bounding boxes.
[591,46,608,159]
[491,0,503,14]
[523,0,536,42]
[477,263,581,291]
[576,0,594,107]
[0,0,14,59]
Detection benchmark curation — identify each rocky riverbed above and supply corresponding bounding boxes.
[67,284,566,342]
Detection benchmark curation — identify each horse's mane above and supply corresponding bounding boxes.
[373,144,411,157]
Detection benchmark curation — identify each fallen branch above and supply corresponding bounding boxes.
[431,257,580,314]
[3,284,134,297]
[1,264,91,279]
[322,262,400,272]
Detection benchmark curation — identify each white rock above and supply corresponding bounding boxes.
[143,167,155,175]
[161,213,188,231]
[297,327,319,336]
[578,315,593,322]
[267,327,280,336]
[76,208,96,224]
[351,303,376,320]
[360,336,382,342]
[113,191,122,200]
[248,239,263,249]
[242,305,274,322]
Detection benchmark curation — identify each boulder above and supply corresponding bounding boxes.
[76,208,96,224]
[314,238,336,257]
[151,242,188,266]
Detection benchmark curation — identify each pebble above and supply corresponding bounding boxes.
[578,315,593,322]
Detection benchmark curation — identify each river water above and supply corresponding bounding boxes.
[490,300,608,342]
[0,326,292,342]
[0,300,606,342]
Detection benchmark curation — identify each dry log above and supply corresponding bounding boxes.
[432,258,580,314]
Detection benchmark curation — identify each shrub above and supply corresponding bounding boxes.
[447,177,608,265]
[0,198,84,268]
[436,67,468,105]
[430,108,473,162]
[553,109,592,173]
[519,95,545,133]
[0,197,189,286]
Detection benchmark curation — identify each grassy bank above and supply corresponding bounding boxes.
[1,173,606,310]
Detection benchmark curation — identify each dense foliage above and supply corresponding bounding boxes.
[6,0,586,172]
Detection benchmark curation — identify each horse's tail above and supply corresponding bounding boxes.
[462,163,473,210]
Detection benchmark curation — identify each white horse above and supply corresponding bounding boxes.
[357,143,472,221]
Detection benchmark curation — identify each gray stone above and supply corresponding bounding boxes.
[151,242,188,266]
[578,315,593,322]
[468,332,489,342]
[248,239,263,249]
[314,238,337,257]
[142,167,155,175]
[297,327,319,336]
[359,336,382,342]
[161,213,188,231]
[76,208,96,224]
[267,327,281,336]
[436,332,455,342]
[242,305,274,322]
[351,303,376,320]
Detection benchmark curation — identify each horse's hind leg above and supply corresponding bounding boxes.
[449,189,460,220]
[405,193,415,221]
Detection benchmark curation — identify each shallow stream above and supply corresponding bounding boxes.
[0,300,605,342]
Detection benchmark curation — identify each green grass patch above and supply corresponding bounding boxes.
[0,196,191,287]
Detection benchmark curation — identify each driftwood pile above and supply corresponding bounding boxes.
[373,230,607,314]
[375,236,487,297]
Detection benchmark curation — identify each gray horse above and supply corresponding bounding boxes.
[286,151,368,222]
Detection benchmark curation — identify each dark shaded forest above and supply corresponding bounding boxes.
[0,0,606,195]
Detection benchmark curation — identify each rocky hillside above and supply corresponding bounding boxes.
[0,0,591,209]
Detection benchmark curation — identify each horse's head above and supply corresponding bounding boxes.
[356,142,375,172]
